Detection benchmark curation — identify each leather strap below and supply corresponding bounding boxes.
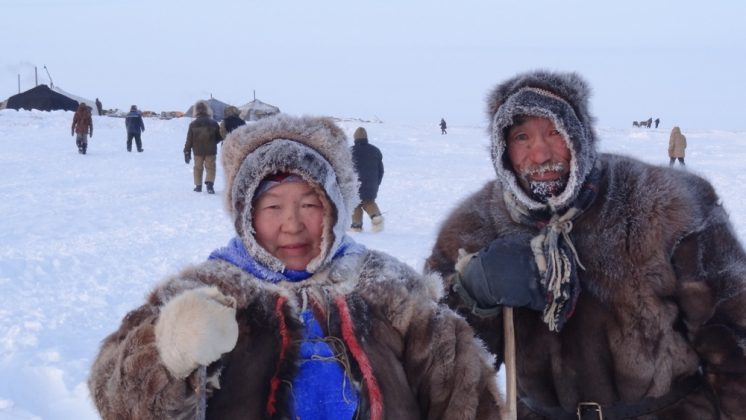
[521,374,703,420]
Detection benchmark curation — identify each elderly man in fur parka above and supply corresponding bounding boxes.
[425,70,746,419]
[88,114,501,419]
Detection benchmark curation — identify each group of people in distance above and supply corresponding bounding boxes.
[87,70,746,419]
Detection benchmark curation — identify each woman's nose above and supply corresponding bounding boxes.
[281,209,303,232]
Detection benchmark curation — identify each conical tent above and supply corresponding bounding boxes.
[6,84,79,112]
[184,98,231,121]
[239,99,280,121]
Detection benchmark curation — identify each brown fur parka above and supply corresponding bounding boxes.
[88,250,502,419]
[426,153,746,419]
[71,104,92,135]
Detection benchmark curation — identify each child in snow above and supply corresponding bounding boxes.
[88,114,500,419]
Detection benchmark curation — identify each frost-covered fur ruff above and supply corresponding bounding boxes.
[88,114,501,419]
[426,70,746,419]
[487,70,597,211]
[222,115,359,272]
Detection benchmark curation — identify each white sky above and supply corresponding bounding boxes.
[3,0,746,128]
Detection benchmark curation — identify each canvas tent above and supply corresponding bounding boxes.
[51,86,96,112]
[184,98,231,121]
[239,99,280,121]
[6,84,78,112]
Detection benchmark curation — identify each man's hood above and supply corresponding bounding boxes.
[486,70,598,211]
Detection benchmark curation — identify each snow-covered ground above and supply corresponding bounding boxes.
[1,109,745,418]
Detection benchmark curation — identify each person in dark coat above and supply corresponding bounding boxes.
[184,100,222,194]
[219,105,246,139]
[440,118,448,134]
[655,117,660,128]
[71,102,93,154]
[95,98,103,116]
[125,105,145,152]
[425,70,746,419]
[350,127,384,232]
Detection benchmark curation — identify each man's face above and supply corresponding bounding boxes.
[506,116,572,202]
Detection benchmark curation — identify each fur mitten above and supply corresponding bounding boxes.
[456,239,545,311]
[455,248,477,274]
[155,286,239,379]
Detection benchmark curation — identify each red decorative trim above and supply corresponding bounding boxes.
[266,296,289,416]
[334,295,383,420]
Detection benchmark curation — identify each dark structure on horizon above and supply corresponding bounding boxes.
[6,84,79,112]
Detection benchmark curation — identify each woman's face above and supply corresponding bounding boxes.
[252,181,325,270]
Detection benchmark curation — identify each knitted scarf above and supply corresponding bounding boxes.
[503,161,601,332]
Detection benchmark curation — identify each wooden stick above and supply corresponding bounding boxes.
[195,365,207,420]
[503,307,517,420]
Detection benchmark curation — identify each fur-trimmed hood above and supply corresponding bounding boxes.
[221,114,359,273]
[192,100,212,118]
[486,70,598,211]
[224,105,240,118]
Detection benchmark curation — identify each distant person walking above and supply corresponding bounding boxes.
[219,105,245,138]
[668,126,687,166]
[71,103,93,155]
[95,98,103,116]
[125,105,145,152]
[654,117,660,128]
[350,127,384,232]
[440,118,447,134]
[184,100,222,194]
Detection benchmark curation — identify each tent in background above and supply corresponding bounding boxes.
[6,84,78,112]
[239,98,280,121]
[183,97,231,121]
[51,86,96,112]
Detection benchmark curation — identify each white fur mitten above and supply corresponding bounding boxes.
[155,286,239,379]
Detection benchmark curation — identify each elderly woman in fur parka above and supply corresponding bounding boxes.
[88,114,501,419]
[425,70,746,419]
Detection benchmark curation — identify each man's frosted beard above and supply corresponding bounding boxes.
[520,162,569,203]
[527,178,568,202]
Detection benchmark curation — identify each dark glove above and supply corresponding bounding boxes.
[455,237,545,313]
[184,152,191,164]
[89,131,93,138]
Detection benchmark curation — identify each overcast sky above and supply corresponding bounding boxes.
[3,0,745,129]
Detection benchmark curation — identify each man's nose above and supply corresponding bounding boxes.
[528,136,552,164]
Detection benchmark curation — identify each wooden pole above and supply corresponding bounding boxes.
[503,307,517,420]
[195,365,207,420]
